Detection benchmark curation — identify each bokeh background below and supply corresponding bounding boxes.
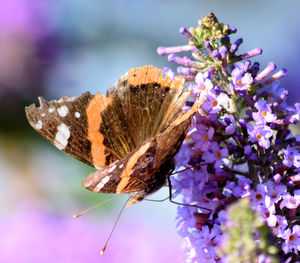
[1,1,300,262]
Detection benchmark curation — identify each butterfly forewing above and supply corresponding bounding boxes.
[25,92,96,167]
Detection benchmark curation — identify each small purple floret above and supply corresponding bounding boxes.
[157,45,194,56]
[204,41,213,52]
[211,50,220,58]
[240,47,263,59]
[254,62,277,83]
[179,26,193,39]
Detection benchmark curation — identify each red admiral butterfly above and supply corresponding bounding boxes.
[25,66,200,206]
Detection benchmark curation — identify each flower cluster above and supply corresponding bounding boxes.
[158,13,300,262]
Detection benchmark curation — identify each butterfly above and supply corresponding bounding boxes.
[25,65,200,206]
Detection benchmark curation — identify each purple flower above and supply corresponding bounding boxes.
[250,184,271,208]
[265,180,286,204]
[230,37,243,53]
[176,206,197,236]
[219,46,227,60]
[231,176,252,198]
[272,215,288,237]
[158,15,300,262]
[157,45,194,56]
[174,142,193,168]
[247,123,273,149]
[232,63,253,91]
[280,191,300,209]
[225,124,235,135]
[252,99,277,124]
[281,225,300,254]
[179,27,193,39]
[223,114,236,135]
[244,145,252,155]
[201,92,229,114]
[193,72,214,96]
[282,145,300,168]
[255,204,277,227]
[254,62,277,83]
[240,47,263,60]
[188,225,220,262]
[168,54,197,67]
[190,124,214,152]
[202,142,228,169]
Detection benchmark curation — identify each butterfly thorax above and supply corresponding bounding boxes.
[127,152,175,206]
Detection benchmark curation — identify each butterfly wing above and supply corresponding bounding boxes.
[107,66,191,146]
[83,138,158,194]
[26,92,97,167]
[25,92,127,168]
[26,65,198,200]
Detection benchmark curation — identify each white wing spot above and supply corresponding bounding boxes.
[108,164,116,173]
[119,164,124,169]
[57,105,69,117]
[41,113,46,117]
[54,123,70,150]
[95,182,105,191]
[75,112,80,118]
[95,175,111,190]
[101,175,110,185]
[35,120,43,130]
[48,108,55,113]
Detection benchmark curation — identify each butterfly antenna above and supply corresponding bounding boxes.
[144,190,179,202]
[73,195,120,218]
[101,197,129,255]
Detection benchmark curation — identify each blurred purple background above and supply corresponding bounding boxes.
[1,1,300,262]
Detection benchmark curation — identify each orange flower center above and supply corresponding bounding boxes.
[271,194,277,199]
[261,111,267,117]
[289,235,296,242]
[236,80,242,86]
[212,100,218,107]
[256,134,262,140]
[203,135,208,141]
[271,194,277,198]
[215,151,221,159]
[201,85,206,91]
[255,193,262,200]
[264,212,270,218]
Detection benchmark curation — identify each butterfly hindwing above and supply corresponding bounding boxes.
[82,139,158,194]
[83,160,124,193]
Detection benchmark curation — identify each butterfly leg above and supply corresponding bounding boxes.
[167,174,212,211]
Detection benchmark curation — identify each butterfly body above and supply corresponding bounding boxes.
[25,66,199,206]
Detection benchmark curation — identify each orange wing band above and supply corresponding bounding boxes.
[86,94,111,167]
